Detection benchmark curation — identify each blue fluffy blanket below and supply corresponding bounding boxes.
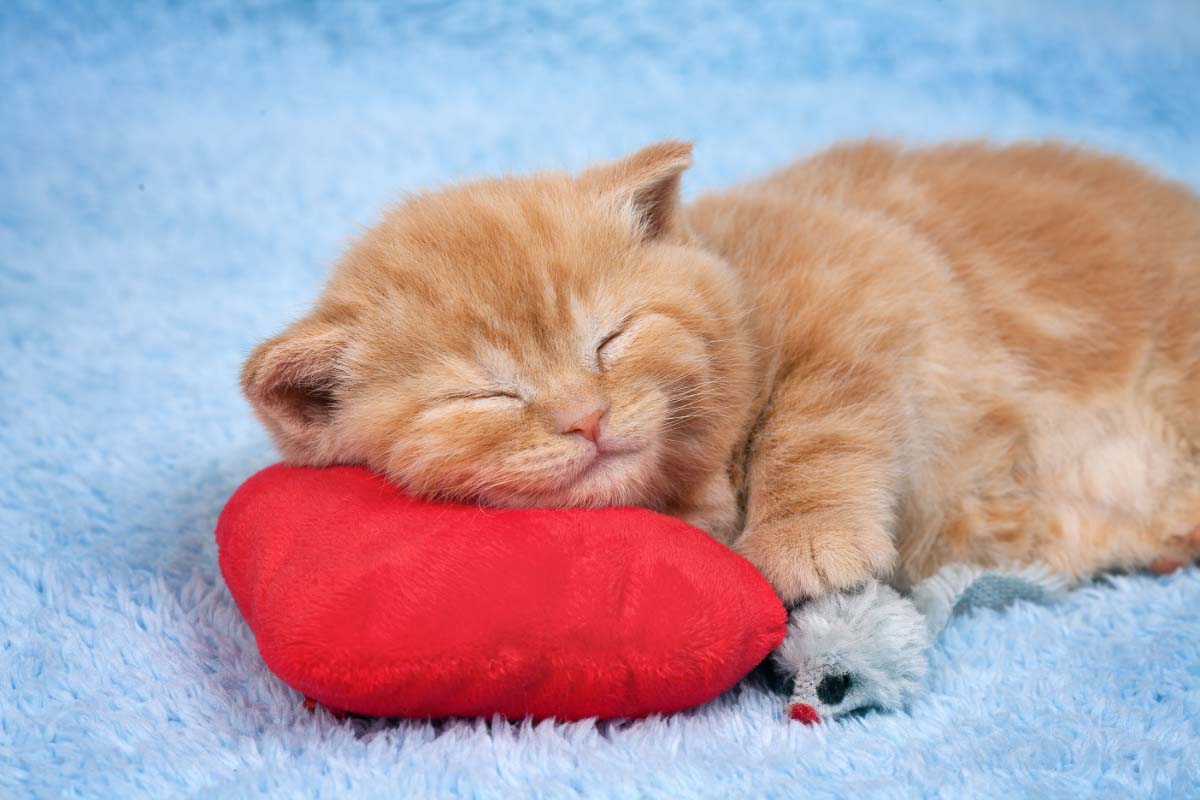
[3,2,1198,797]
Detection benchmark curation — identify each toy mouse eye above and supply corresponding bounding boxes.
[757,658,796,696]
[817,672,853,705]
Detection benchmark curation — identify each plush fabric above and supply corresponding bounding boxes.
[774,564,1069,724]
[217,464,785,720]
[3,1,1199,798]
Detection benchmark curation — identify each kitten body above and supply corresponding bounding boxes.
[244,141,1200,603]
[691,141,1200,597]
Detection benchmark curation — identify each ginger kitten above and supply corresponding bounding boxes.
[243,140,1200,604]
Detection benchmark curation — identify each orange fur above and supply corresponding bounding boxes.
[242,142,756,541]
[245,140,1200,603]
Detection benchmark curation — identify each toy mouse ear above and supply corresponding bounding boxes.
[578,140,693,242]
[241,317,352,464]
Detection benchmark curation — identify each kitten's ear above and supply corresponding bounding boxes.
[241,319,351,464]
[578,140,693,242]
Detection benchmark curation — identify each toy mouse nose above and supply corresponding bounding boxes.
[561,407,605,444]
[788,703,820,725]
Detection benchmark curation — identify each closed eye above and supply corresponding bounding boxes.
[596,317,634,368]
[597,329,623,354]
[441,390,524,404]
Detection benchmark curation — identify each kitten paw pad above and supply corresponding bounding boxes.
[1151,556,1183,575]
[1151,525,1200,574]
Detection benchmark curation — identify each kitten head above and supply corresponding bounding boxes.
[242,142,754,512]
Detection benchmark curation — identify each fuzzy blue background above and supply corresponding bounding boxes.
[3,2,1199,797]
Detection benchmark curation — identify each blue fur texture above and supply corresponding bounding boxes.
[2,2,1198,797]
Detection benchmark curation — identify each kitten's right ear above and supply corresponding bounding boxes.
[241,319,351,464]
[578,140,694,242]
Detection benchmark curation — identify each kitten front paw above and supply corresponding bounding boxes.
[734,515,896,604]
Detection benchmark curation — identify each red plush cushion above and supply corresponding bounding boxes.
[216,464,786,721]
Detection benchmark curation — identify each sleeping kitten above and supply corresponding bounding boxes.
[243,140,1200,603]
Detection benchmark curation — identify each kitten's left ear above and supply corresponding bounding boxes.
[241,317,352,465]
[578,140,693,242]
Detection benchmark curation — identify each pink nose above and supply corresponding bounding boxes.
[788,703,820,725]
[562,408,605,444]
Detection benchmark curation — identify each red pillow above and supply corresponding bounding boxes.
[216,464,786,721]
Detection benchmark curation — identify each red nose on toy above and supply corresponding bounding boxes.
[788,703,821,725]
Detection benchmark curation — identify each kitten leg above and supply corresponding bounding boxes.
[1050,485,1200,579]
[670,469,741,544]
[734,368,904,603]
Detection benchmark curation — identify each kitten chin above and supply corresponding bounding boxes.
[242,141,759,536]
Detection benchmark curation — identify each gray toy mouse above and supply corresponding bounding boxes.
[771,563,1067,724]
